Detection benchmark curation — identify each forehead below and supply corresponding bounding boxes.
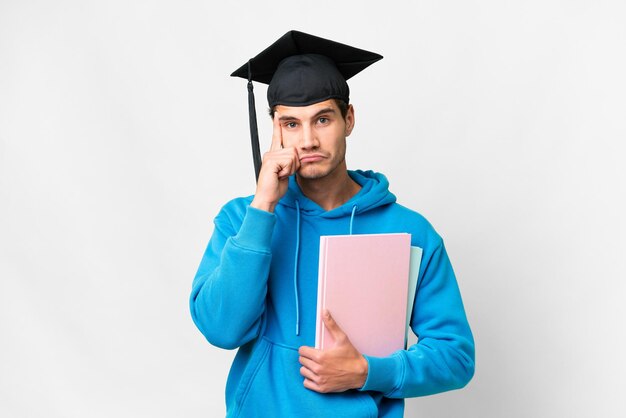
[275,99,339,119]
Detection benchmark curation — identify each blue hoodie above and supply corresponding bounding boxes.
[190,170,474,418]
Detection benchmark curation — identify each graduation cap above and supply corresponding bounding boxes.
[231,30,383,181]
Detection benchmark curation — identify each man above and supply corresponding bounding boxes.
[190,30,474,417]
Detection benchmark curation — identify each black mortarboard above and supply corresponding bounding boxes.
[231,30,383,181]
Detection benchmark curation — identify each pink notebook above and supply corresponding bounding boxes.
[315,233,412,357]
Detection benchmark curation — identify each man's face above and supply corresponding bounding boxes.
[274,99,355,180]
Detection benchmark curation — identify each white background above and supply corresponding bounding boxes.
[1,1,625,417]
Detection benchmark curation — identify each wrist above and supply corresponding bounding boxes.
[250,197,277,213]
[354,354,368,389]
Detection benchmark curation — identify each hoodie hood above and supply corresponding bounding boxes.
[280,170,397,218]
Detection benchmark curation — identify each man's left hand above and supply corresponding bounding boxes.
[298,310,368,393]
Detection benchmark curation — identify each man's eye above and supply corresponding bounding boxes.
[286,122,298,128]
[318,117,329,124]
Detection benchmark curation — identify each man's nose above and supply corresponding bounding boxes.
[300,125,318,149]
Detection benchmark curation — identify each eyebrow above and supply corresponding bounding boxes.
[278,107,336,122]
[312,107,336,119]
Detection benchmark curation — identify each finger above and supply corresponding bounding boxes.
[270,112,283,152]
[303,378,324,393]
[322,309,346,340]
[276,162,291,179]
[292,148,301,172]
[277,160,296,179]
[298,346,319,361]
[275,149,300,179]
[299,364,319,382]
[298,356,321,374]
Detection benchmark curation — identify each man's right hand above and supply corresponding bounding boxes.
[250,112,300,213]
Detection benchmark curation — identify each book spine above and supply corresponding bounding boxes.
[315,237,328,349]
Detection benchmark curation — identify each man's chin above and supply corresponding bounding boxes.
[296,167,328,180]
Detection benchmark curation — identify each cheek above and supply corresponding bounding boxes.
[281,132,299,148]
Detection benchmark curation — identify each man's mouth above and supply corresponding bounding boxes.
[300,154,325,163]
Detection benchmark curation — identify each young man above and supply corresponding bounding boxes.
[190,31,475,417]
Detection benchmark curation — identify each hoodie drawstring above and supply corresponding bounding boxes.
[349,205,358,235]
[293,200,301,336]
[292,202,359,336]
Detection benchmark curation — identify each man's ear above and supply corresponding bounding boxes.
[345,104,355,137]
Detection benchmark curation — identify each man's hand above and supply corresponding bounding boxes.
[298,310,368,393]
[250,113,300,212]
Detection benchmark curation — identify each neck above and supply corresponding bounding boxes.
[296,166,361,211]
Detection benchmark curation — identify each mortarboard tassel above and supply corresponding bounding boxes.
[247,60,262,182]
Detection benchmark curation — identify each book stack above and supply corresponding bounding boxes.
[315,233,422,357]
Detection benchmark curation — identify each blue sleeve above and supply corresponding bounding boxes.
[189,205,276,350]
[359,240,475,397]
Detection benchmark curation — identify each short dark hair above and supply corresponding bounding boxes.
[268,98,349,119]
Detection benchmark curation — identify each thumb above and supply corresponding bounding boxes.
[322,309,347,342]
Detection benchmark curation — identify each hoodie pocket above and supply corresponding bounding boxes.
[232,338,377,418]
[233,338,272,413]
